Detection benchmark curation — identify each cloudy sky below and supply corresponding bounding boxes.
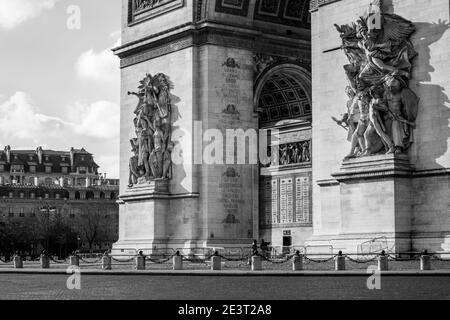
[0,0,121,178]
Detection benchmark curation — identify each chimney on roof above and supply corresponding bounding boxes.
[4,145,11,163]
[36,146,43,164]
[70,147,75,167]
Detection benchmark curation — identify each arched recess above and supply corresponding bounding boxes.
[254,62,312,126]
[254,62,314,250]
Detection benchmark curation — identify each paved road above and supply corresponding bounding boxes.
[1,274,450,300]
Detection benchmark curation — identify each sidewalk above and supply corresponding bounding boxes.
[1,268,450,277]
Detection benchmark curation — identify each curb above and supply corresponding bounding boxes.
[1,268,450,277]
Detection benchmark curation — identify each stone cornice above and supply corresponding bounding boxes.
[114,23,311,69]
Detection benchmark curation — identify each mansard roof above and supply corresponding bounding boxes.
[0,146,100,173]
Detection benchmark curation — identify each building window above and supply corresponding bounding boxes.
[20,192,24,199]
[55,193,60,200]
[44,178,52,186]
[45,193,50,199]
[11,165,24,173]
[19,208,25,218]
[30,193,35,199]
[8,208,13,217]
[79,167,87,174]
[70,210,75,218]
[8,192,13,199]
[45,156,49,162]
[0,165,4,172]
[29,166,36,173]
[30,209,36,218]
[45,166,52,174]
[75,191,81,200]
[62,167,68,174]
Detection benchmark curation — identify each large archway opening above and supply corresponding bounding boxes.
[255,63,313,252]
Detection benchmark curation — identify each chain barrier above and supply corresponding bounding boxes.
[145,254,177,264]
[0,257,11,263]
[79,256,103,264]
[431,254,450,262]
[218,255,251,262]
[111,256,136,263]
[181,253,215,263]
[258,253,295,264]
[387,254,420,262]
[304,255,338,264]
[345,254,379,264]
[48,256,68,264]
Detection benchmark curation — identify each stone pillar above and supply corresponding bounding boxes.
[70,255,79,267]
[173,253,183,270]
[40,254,50,269]
[0,176,4,185]
[211,254,221,271]
[85,178,91,188]
[335,252,346,271]
[420,253,431,271]
[59,177,64,187]
[102,254,112,270]
[292,252,303,271]
[378,252,389,271]
[251,256,262,271]
[34,177,39,186]
[13,255,23,269]
[136,253,146,270]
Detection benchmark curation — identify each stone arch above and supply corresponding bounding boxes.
[254,62,312,125]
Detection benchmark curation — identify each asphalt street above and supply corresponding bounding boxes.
[1,274,450,300]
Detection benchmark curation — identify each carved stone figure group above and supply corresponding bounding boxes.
[128,73,173,187]
[265,141,311,167]
[333,0,419,159]
[134,0,164,12]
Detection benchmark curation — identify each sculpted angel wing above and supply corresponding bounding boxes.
[382,13,416,44]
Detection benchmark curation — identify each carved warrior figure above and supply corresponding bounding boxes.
[127,73,173,187]
[334,0,419,159]
[134,0,164,12]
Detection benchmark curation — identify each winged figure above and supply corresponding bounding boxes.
[334,0,419,158]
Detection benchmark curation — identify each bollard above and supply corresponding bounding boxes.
[69,255,79,267]
[251,255,262,271]
[136,252,146,270]
[102,254,112,270]
[292,251,303,271]
[173,251,183,270]
[420,251,431,271]
[40,254,50,269]
[335,251,346,271]
[211,252,221,271]
[13,255,23,269]
[378,251,389,271]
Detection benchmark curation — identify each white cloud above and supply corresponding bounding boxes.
[75,48,119,83]
[110,29,122,48]
[75,35,121,83]
[0,0,59,30]
[0,92,120,177]
[75,30,121,83]
[69,101,120,139]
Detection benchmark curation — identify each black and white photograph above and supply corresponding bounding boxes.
[0,0,450,314]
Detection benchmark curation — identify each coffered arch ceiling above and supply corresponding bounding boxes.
[257,72,311,126]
